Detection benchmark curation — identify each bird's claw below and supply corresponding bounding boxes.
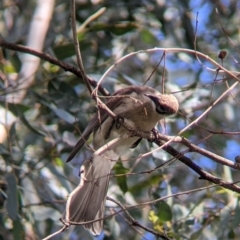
[116,116,124,129]
[148,128,159,142]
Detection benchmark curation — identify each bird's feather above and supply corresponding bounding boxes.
[66,86,145,162]
[64,85,179,235]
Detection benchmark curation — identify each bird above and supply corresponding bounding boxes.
[62,85,179,235]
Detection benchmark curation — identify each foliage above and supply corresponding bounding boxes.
[0,0,240,240]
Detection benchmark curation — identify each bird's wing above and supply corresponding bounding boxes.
[66,87,138,162]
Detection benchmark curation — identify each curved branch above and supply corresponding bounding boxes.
[107,196,172,240]
[158,140,240,193]
[154,133,239,171]
[127,130,240,193]
[0,39,110,98]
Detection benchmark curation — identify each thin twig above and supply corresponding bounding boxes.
[123,128,240,192]
[143,51,165,87]
[77,7,106,33]
[152,132,239,171]
[42,225,67,240]
[1,38,239,192]
[161,142,240,193]
[0,38,109,97]
[70,0,92,94]
[121,184,219,210]
[107,196,172,240]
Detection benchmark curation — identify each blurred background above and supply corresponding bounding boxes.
[0,0,240,239]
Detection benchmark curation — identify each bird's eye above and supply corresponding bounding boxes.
[145,94,168,114]
[156,104,168,114]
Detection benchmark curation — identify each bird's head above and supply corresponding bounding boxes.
[145,93,179,115]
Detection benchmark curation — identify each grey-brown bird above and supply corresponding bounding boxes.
[63,85,179,235]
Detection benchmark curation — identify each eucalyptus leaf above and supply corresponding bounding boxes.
[52,108,77,124]
[155,200,172,222]
[18,111,45,137]
[5,173,18,220]
[13,219,24,240]
[114,161,129,193]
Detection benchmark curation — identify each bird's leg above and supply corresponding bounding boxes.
[115,116,124,129]
[148,128,159,142]
[115,115,156,143]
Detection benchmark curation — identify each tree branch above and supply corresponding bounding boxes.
[0,38,110,97]
[158,140,240,193]
[107,196,172,240]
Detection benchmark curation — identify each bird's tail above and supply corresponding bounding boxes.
[63,153,116,235]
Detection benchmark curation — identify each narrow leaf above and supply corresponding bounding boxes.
[5,173,18,220]
[114,162,129,193]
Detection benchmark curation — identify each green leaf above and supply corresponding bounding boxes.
[53,43,76,59]
[13,219,24,240]
[148,210,165,234]
[3,62,16,73]
[90,22,138,35]
[230,197,240,228]
[140,29,157,44]
[190,228,203,240]
[228,229,235,239]
[5,173,18,220]
[43,62,60,73]
[148,210,159,224]
[7,52,21,72]
[129,174,163,194]
[0,103,29,116]
[18,111,45,137]
[54,157,64,167]
[114,161,129,193]
[9,122,17,142]
[185,218,194,226]
[0,144,10,161]
[52,108,77,124]
[58,82,78,98]
[155,201,172,222]
[30,90,78,124]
